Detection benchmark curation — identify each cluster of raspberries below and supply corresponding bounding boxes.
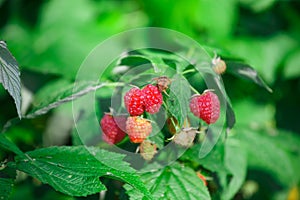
[101,84,163,145]
[100,77,220,151]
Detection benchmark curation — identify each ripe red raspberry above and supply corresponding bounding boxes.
[124,87,145,116]
[142,84,163,114]
[100,114,127,144]
[126,116,152,143]
[189,91,220,124]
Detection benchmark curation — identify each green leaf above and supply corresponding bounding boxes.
[25,80,105,119]
[0,165,16,200]
[182,142,228,174]
[268,130,300,185]
[226,61,272,92]
[236,128,295,186]
[138,49,184,64]
[221,138,247,200]
[15,146,152,198]
[167,74,191,126]
[196,0,237,40]
[0,133,24,156]
[0,41,22,118]
[146,56,169,74]
[182,138,247,200]
[145,113,165,149]
[225,100,236,130]
[184,144,228,194]
[119,55,151,67]
[43,103,74,146]
[283,50,300,79]
[240,0,277,12]
[125,162,211,200]
[234,99,274,127]
[120,53,169,74]
[0,178,14,200]
[71,96,102,146]
[224,35,295,83]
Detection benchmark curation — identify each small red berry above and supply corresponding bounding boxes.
[126,116,152,143]
[142,84,163,114]
[100,114,127,144]
[189,91,220,124]
[124,87,145,116]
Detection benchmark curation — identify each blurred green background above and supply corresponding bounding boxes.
[1,0,300,199]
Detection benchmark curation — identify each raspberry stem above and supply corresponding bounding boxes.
[181,69,197,75]
[114,136,130,146]
[104,81,125,87]
[189,85,200,95]
[169,116,180,133]
[162,100,173,116]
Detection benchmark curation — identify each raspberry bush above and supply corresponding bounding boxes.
[1,1,300,200]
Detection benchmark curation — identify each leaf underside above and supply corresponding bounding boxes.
[0,41,22,118]
[226,61,272,93]
[25,81,104,119]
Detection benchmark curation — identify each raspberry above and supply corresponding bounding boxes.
[126,116,152,143]
[124,87,145,116]
[140,140,157,161]
[212,56,226,75]
[153,76,171,92]
[100,114,127,144]
[142,84,163,114]
[189,91,220,124]
[173,127,197,147]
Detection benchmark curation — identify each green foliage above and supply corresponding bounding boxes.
[14,146,151,198]
[224,35,296,84]
[284,50,300,79]
[0,41,22,118]
[222,139,247,200]
[0,177,14,200]
[235,129,295,186]
[0,133,24,156]
[167,74,191,126]
[197,0,237,40]
[25,80,104,119]
[240,0,277,12]
[0,165,16,200]
[1,0,300,199]
[125,162,210,200]
[182,138,247,200]
[226,61,272,92]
